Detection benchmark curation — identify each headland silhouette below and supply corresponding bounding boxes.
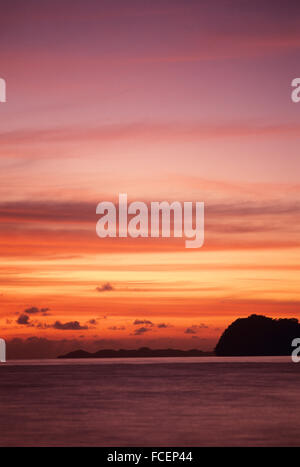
[215,314,300,356]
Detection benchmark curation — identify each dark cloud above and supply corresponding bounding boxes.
[133,327,151,335]
[133,319,154,326]
[96,283,114,292]
[24,306,50,315]
[88,319,97,325]
[108,326,126,331]
[157,323,171,328]
[52,320,88,331]
[16,307,90,331]
[184,324,208,334]
[133,320,172,330]
[16,314,31,325]
[184,327,197,334]
[16,307,52,326]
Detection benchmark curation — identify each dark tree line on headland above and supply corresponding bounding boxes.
[215,314,300,356]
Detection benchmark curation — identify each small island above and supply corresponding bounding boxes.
[58,347,212,359]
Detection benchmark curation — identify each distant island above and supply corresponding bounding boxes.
[215,314,300,356]
[58,347,212,359]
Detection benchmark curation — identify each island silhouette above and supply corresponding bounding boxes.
[215,314,300,356]
[57,347,211,359]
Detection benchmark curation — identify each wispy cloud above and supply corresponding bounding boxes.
[1,122,300,154]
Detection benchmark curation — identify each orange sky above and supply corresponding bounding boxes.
[1,0,300,357]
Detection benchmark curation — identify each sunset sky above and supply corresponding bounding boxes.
[1,0,300,358]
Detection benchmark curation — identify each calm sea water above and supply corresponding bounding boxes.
[0,356,299,446]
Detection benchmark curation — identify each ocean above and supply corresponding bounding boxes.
[0,356,299,447]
